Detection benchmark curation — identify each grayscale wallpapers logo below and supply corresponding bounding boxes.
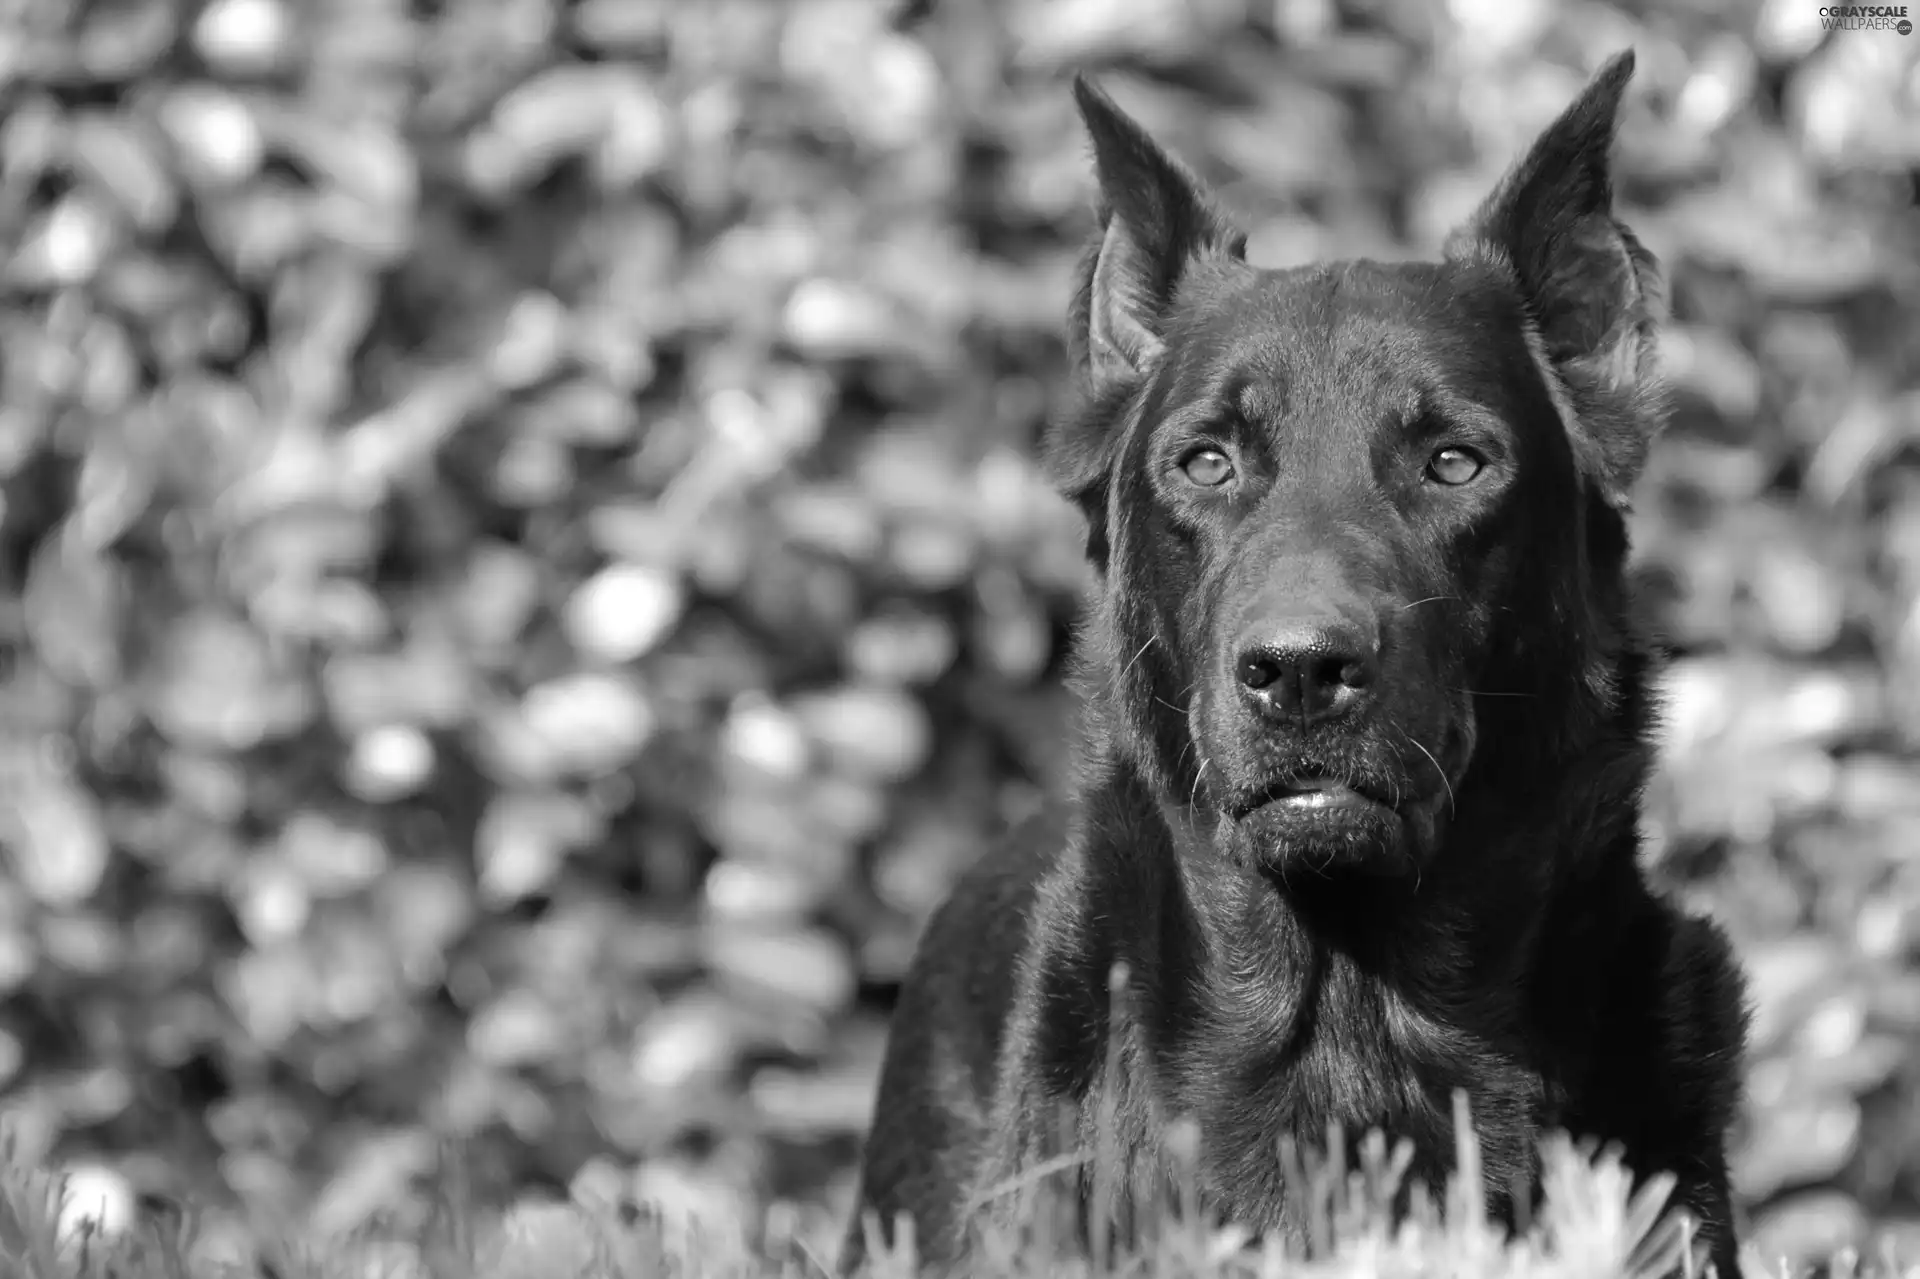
[1819,5,1913,32]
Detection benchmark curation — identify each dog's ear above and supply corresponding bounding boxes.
[1447,51,1665,508]
[1068,75,1245,396]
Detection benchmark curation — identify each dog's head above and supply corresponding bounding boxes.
[1051,53,1665,879]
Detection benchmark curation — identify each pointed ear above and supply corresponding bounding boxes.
[1067,75,1245,397]
[1446,51,1665,509]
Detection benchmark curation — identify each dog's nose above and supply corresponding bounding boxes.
[1237,621,1378,724]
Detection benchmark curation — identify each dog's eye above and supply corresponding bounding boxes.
[1179,448,1235,488]
[1426,447,1484,486]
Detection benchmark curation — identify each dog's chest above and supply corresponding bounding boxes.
[1149,960,1544,1226]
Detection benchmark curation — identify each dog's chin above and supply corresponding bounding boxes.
[1238,804,1405,876]
[1224,779,1426,878]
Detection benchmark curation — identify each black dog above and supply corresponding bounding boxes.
[845,51,1749,1278]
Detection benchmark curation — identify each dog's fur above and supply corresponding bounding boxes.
[844,52,1749,1278]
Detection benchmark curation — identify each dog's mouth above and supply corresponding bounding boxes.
[1227,771,1397,822]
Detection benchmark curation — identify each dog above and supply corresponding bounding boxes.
[843,51,1749,1278]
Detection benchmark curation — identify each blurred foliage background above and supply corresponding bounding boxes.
[0,0,1917,1270]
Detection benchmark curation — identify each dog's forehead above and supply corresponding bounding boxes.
[1168,259,1519,425]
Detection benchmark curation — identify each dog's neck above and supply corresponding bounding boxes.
[1060,741,1580,1215]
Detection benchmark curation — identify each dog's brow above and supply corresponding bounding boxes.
[1387,386,1426,429]
[1228,375,1285,424]
[1421,385,1509,438]
[1230,379,1260,422]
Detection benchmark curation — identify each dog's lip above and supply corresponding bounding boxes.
[1230,773,1394,820]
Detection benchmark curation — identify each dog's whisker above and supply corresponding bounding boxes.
[1175,740,1201,818]
[1175,739,1200,812]
[1114,637,1155,690]
[1190,756,1212,813]
[1398,595,1462,612]
[1405,736,1455,816]
[1451,687,1534,699]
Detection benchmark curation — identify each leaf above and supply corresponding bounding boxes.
[571,0,670,54]
[232,860,311,947]
[322,639,474,734]
[1743,935,1852,1050]
[278,810,389,897]
[67,112,178,231]
[475,791,603,907]
[561,563,685,665]
[519,378,639,447]
[376,865,475,979]
[4,773,111,906]
[782,277,902,361]
[144,611,315,750]
[342,724,437,802]
[76,0,177,78]
[158,84,267,185]
[631,993,744,1092]
[1733,1092,1862,1201]
[518,671,657,776]
[452,542,546,659]
[703,859,819,925]
[23,534,125,690]
[488,291,570,391]
[1749,1192,1870,1273]
[704,924,856,1015]
[844,606,958,686]
[469,989,569,1069]
[749,1062,880,1137]
[14,197,117,287]
[192,0,291,76]
[789,685,933,783]
[468,65,670,197]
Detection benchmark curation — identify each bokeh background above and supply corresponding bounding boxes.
[0,0,1917,1271]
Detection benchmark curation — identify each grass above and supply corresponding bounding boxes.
[5,1106,1912,1279]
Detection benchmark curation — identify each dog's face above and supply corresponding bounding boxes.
[1052,55,1666,878]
